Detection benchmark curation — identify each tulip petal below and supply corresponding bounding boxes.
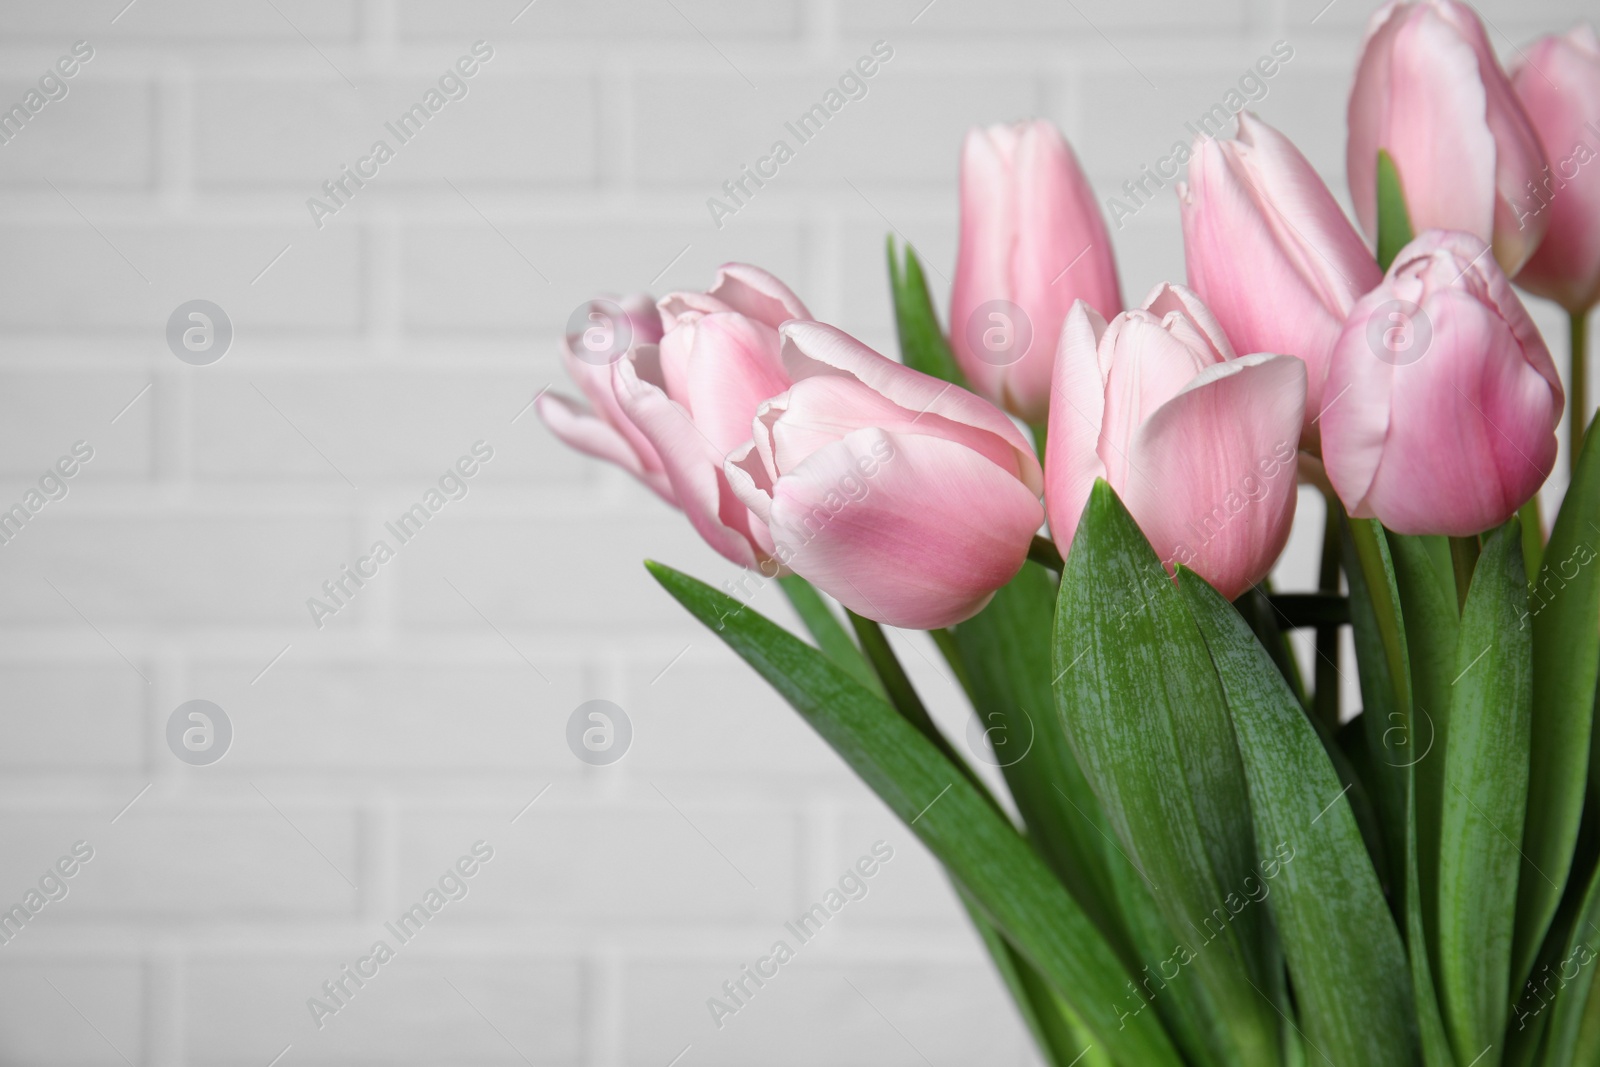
[535,391,675,504]
[951,125,1025,408]
[1351,291,1556,534]
[766,428,1044,629]
[683,312,791,456]
[1120,353,1307,600]
[779,321,1044,493]
[1008,123,1123,421]
[1513,28,1600,312]
[1323,230,1562,534]
[760,374,1024,483]
[559,335,668,473]
[1143,282,1237,362]
[1349,3,1498,246]
[1097,312,1220,487]
[1181,114,1380,421]
[706,262,812,327]
[612,355,765,568]
[1045,301,1111,551]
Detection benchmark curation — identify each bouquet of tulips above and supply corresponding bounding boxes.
[538,3,1600,1063]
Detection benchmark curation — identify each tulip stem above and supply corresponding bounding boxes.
[1573,309,1591,479]
[846,610,1001,812]
[779,576,885,698]
[1449,536,1480,611]
[1314,494,1344,732]
[1028,535,1065,574]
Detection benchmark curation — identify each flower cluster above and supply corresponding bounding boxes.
[541,0,1596,630]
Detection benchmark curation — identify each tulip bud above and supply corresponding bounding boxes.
[1321,230,1563,535]
[1511,25,1600,314]
[1347,0,1550,274]
[951,120,1122,423]
[538,264,809,569]
[1180,112,1382,445]
[535,293,674,503]
[725,322,1045,629]
[1046,284,1306,600]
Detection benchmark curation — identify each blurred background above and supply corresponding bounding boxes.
[0,0,1585,1063]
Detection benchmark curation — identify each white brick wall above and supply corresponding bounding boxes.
[0,0,1584,1063]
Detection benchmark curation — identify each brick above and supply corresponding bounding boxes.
[0,662,145,770]
[192,75,596,189]
[0,373,153,480]
[188,658,584,772]
[190,372,590,486]
[821,804,968,924]
[0,808,359,918]
[623,645,851,780]
[401,807,798,923]
[396,0,802,40]
[0,223,362,330]
[184,955,582,1064]
[842,0,1245,34]
[0,514,358,626]
[629,68,1038,188]
[391,512,757,630]
[397,219,807,332]
[0,0,359,40]
[624,958,1031,1066]
[0,77,154,188]
[0,961,143,1065]
[835,208,952,349]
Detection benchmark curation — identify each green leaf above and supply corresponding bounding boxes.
[646,559,1183,1066]
[1053,481,1279,1066]
[1344,518,1458,1067]
[1376,149,1414,272]
[887,235,965,386]
[778,575,883,697]
[1233,585,1310,709]
[1343,517,1409,888]
[1516,423,1600,988]
[1177,568,1417,1067]
[1388,533,1460,987]
[963,893,1105,1067]
[1532,861,1600,1066]
[1437,521,1531,1062]
[946,565,1125,947]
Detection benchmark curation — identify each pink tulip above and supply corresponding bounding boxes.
[951,120,1123,424]
[1046,284,1306,600]
[1511,25,1600,314]
[1347,0,1550,274]
[537,264,810,569]
[534,293,673,502]
[1180,112,1382,444]
[1321,230,1563,535]
[725,322,1045,629]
